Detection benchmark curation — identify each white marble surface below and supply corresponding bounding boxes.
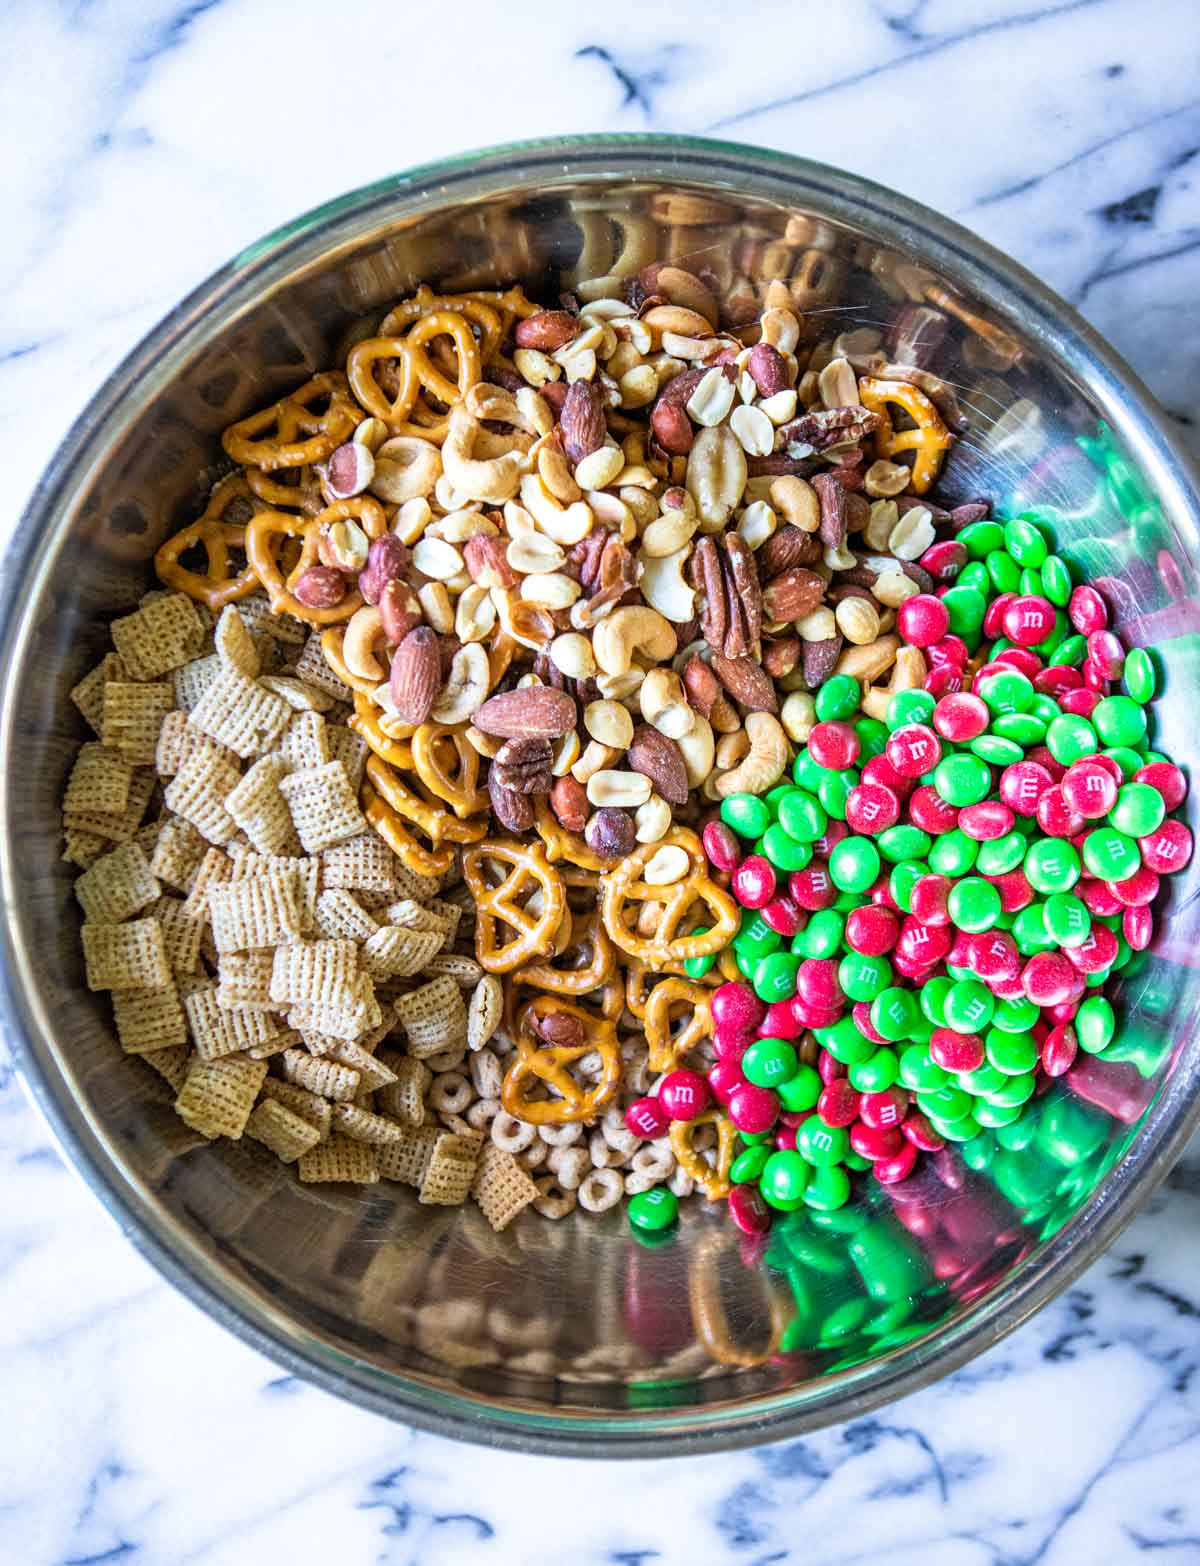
[3,2,1200,1561]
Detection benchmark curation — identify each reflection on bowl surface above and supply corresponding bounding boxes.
[4,136,1199,1455]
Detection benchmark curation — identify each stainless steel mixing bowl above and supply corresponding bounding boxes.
[4,136,1199,1456]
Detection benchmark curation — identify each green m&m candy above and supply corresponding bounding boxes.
[760,1150,811,1208]
[730,1143,771,1183]
[1081,827,1140,881]
[1124,646,1156,703]
[1046,713,1099,765]
[1093,694,1147,748]
[1004,516,1049,566]
[628,1187,678,1232]
[943,978,995,1034]
[721,792,770,839]
[761,824,813,872]
[1025,837,1081,893]
[838,951,892,1002]
[798,1119,850,1167]
[777,789,827,843]
[743,1036,799,1087]
[976,832,1027,875]
[1041,554,1072,605]
[986,1028,1038,1075]
[793,909,844,958]
[1013,901,1055,954]
[986,550,1021,592]
[755,950,802,1003]
[948,876,1001,932]
[830,836,880,893]
[1076,995,1116,1053]
[886,688,936,730]
[878,824,932,863]
[933,752,992,806]
[1043,892,1091,947]
[928,828,978,876]
[777,1063,822,1113]
[849,1048,900,1093]
[899,1044,948,1092]
[803,1164,852,1212]
[960,519,1006,557]
[1109,782,1164,838]
[920,975,955,1026]
[815,674,861,721]
[942,585,988,638]
[871,986,920,1042]
[979,669,1034,715]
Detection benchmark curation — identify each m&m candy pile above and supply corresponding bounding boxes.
[628,512,1192,1237]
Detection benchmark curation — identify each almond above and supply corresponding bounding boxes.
[473,685,577,739]
[762,635,801,679]
[464,532,518,590]
[379,580,422,644]
[761,567,826,624]
[756,524,821,578]
[627,724,689,805]
[488,769,535,833]
[514,310,580,352]
[560,380,606,464]
[358,534,409,605]
[710,653,779,714]
[389,625,441,724]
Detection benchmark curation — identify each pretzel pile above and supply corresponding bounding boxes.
[67,260,962,1224]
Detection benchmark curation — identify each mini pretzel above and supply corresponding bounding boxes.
[644,977,714,1074]
[858,376,952,496]
[411,723,489,819]
[245,497,386,625]
[380,289,507,364]
[222,372,361,471]
[348,691,416,760]
[364,755,486,848]
[501,996,620,1125]
[245,465,325,515]
[670,1106,736,1201]
[462,839,567,974]
[362,783,454,878]
[689,1230,791,1366]
[154,475,261,610]
[347,311,482,439]
[601,829,739,967]
[533,797,607,872]
[516,911,616,997]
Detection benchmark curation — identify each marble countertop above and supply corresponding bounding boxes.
[3,2,1200,1561]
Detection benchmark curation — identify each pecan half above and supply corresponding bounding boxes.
[723,533,762,652]
[560,379,605,463]
[693,536,728,656]
[710,653,778,714]
[490,737,554,794]
[488,769,535,832]
[811,471,849,551]
[779,406,882,454]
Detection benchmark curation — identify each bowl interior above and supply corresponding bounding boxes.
[6,141,1199,1452]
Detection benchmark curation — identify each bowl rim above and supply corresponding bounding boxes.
[5,132,1200,1457]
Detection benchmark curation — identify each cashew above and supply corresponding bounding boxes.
[592,606,677,677]
[642,505,698,558]
[586,489,635,539]
[571,740,621,785]
[639,668,696,740]
[715,712,790,798]
[594,667,645,701]
[675,713,715,790]
[770,475,820,532]
[441,406,525,503]
[686,423,747,533]
[639,546,696,625]
[834,634,900,683]
[716,729,751,770]
[431,643,491,725]
[537,442,582,505]
[426,508,494,545]
[519,473,593,546]
[341,606,387,682]
[370,436,443,503]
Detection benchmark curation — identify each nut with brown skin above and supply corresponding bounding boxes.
[324,441,375,500]
[293,566,348,609]
[710,652,779,714]
[379,579,423,644]
[747,343,789,397]
[531,1010,585,1047]
[488,769,535,833]
[780,406,881,454]
[549,774,589,833]
[464,532,518,590]
[756,525,822,578]
[682,654,721,718]
[627,724,689,806]
[811,471,849,551]
[389,625,441,725]
[802,635,844,690]
[585,806,636,860]
[491,737,554,794]
[722,533,761,653]
[473,686,578,740]
[692,536,728,655]
[649,399,694,456]
[560,379,606,464]
[358,534,410,605]
[514,310,580,352]
[761,566,826,624]
[762,635,801,679]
